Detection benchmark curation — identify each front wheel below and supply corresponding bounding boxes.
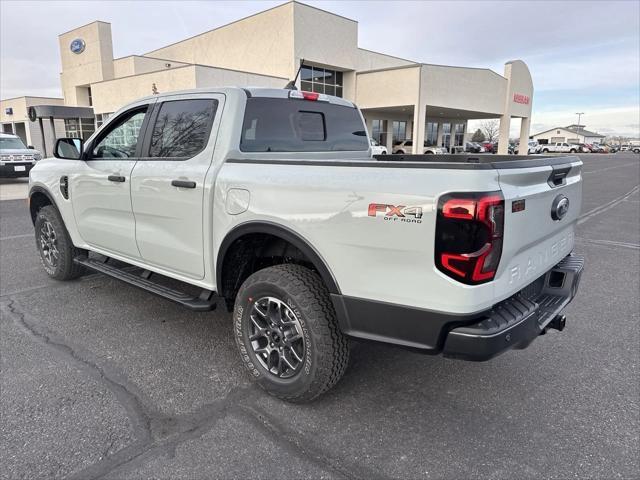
[34,205,85,280]
[570,149,577,153]
[542,148,549,153]
[234,264,349,403]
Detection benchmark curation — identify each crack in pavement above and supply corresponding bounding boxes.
[237,404,391,480]
[3,298,375,480]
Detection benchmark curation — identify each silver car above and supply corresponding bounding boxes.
[0,133,42,178]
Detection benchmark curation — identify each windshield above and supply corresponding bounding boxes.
[0,137,27,150]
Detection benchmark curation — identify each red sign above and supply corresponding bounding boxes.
[513,93,530,105]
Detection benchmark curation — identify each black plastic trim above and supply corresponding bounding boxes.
[216,221,340,295]
[226,155,580,170]
[331,294,481,352]
[28,186,60,224]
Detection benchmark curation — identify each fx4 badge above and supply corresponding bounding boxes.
[368,203,423,224]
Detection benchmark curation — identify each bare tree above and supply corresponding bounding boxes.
[480,120,500,143]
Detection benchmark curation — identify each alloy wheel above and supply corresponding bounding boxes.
[248,296,306,379]
[39,220,59,268]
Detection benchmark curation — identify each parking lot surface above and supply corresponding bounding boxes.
[1,154,638,479]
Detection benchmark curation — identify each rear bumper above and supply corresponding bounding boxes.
[0,162,34,177]
[442,253,584,361]
[332,253,584,360]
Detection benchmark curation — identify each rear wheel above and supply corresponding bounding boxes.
[34,205,84,280]
[543,148,549,153]
[234,264,349,403]
[569,149,577,153]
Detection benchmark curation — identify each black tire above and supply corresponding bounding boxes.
[569,149,577,153]
[34,205,84,280]
[233,264,349,403]
[543,148,549,153]
[395,150,404,155]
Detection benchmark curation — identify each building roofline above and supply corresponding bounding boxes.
[1,95,64,102]
[357,47,417,65]
[421,62,505,79]
[89,63,288,86]
[113,54,189,65]
[58,20,110,37]
[144,1,359,57]
[532,126,605,137]
[356,64,422,75]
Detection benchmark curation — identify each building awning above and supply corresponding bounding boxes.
[28,104,94,121]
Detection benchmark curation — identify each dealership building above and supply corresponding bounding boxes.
[1,1,534,155]
[532,125,606,145]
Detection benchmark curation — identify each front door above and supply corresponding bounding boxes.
[130,94,222,279]
[70,101,154,259]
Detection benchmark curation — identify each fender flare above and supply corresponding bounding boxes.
[216,221,341,294]
[28,185,60,224]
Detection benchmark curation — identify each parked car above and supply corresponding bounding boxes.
[0,133,42,178]
[515,140,541,154]
[631,146,640,154]
[589,144,604,153]
[573,143,592,153]
[392,140,446,154]
[369,138,387,156]
[540,142,579,154]
[481,141,496,153]
[620,145,630,151]
[29,87,584,402]
[465,142,485,153]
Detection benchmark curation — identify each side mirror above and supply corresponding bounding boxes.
[28,145,35,149]
[54,137,84,160]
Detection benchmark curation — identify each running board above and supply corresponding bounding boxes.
[74,256,216,311]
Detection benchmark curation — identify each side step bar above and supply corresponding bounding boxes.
[74,256,217,312]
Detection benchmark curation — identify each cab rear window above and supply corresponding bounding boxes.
[240,97,368,152]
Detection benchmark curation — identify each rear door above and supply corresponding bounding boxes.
[71,100,154,259]
[493,157,583,297]
[129,93,222,279]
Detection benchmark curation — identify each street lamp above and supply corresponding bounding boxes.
[575,112,584,142]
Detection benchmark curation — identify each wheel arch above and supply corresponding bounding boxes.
[216,221,341,299]
[28,186,58,225]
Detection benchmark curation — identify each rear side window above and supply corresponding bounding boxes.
[148,99,217,158]
[240,98,368,152]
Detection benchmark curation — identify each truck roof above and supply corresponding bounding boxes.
[131,87,355,108]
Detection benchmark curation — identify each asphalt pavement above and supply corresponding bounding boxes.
[1,154,638,479]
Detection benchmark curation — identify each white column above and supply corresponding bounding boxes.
[365,116,373,138]
[412,104,426,154]
[385,119,394,152]
[436,122,444,147]
[519,117,531,155]
[498,114,511,154]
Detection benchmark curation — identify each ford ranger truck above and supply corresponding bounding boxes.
[28,87,584,402]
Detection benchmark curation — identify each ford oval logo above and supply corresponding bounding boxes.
[551,195,570,221]
[70,38,86,54]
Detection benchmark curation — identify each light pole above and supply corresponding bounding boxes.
[575,112,584,142]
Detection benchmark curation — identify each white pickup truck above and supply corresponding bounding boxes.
[29,87,584,402]
[540,142,579,154]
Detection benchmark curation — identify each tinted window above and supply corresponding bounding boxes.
[92,108,147,159]
[240,98,367,152]
[149,99,217,158]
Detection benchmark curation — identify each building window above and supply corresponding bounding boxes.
[87,87,93,107]
[392,121,407,143]
[300,64,343,98]
[454,123,465,146]
[65,117,96,140]
[441,123,452,150]
[372,119,384,144]
[426,122,438,146]
[96,112,112,129]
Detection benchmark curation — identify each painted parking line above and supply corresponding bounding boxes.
[0,233,33,241]
[577,185,639,225]
[582,162,639,174]
[577,238,640,250]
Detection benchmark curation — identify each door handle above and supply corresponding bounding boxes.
[108,175,125,183]
[171,179,196,189]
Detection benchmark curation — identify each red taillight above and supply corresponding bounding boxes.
[435,192,504,285]
[302,91,319,101]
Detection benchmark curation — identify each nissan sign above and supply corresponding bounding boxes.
[513,93,530,105]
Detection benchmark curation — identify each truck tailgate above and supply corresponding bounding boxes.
[493,157,582,300]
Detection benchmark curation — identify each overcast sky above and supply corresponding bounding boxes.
[1,0,639,137]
